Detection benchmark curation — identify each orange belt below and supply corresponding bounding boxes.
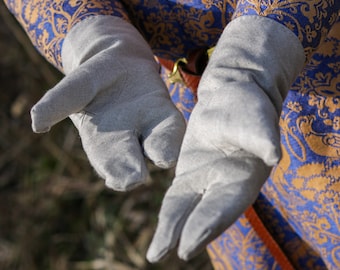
[158,49,295,269]
[245,207,295,270]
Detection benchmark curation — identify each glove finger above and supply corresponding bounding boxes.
[102,132,148,191]
[146,182,202,263]
[142,109,186,169]
[73,113,148,191]
[178,153,271,260]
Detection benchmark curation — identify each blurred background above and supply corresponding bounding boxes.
[0,3,212,270]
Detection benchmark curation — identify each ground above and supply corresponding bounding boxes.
[0,3,212,270]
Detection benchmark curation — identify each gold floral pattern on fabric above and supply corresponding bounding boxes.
[207,215,280,270]
[122,0,237,61]
[259,20,340,270]
[4,0,128,70]
[233,0,340,59]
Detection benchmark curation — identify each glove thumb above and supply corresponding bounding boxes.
[31,65,104,133]
[30,86,67,133]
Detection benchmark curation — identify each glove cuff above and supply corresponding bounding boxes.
[203,15,305,114]
[61,15,155,74]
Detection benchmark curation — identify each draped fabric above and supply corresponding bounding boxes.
[4,0,340,268]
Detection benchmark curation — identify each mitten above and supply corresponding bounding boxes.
[147,15,305,262]
[31,16,186,191]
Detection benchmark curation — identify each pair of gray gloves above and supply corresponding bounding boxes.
[31,15,304,262]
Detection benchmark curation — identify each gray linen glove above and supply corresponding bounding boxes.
[147,15,305,262]
[30,16,186,191]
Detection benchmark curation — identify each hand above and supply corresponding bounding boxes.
[31,16,186,191]
[147,15,305,262]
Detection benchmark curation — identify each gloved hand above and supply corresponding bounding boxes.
[147,15,305,262]
[30,16,186,191]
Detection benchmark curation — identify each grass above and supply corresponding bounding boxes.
[0,4,213,270]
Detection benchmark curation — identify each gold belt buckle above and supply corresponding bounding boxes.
[168,57,188,84]
[207,47,215,58]
[168,47,215,85]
